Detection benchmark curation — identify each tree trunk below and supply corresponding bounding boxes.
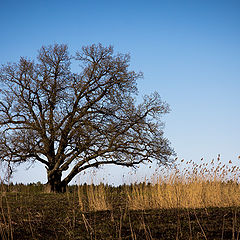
[47,170,66,193]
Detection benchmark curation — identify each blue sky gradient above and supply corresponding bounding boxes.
[0,0,239,184]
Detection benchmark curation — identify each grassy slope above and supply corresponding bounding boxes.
[1,190,240,240]
[1,158,240,239]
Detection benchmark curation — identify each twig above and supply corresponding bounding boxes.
[194,209,207,240]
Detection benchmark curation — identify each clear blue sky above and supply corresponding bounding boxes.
[0,0,239,184]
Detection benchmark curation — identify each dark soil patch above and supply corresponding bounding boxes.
[1,192,240,239]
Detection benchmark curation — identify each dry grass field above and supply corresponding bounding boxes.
[1,157,240,239]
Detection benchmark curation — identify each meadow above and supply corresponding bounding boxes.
[1,157,240,239]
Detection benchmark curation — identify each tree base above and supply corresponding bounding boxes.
[45,182,67,193]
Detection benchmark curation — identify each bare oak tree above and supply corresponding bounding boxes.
[0,44,174,192]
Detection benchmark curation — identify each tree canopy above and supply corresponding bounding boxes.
[0,43,174,192]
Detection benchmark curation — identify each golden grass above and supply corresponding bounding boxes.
[1,156,240,239]
[126,157,240,210]
[77,183,112,211]
[2,155,240,212]
[75,156,240,211]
